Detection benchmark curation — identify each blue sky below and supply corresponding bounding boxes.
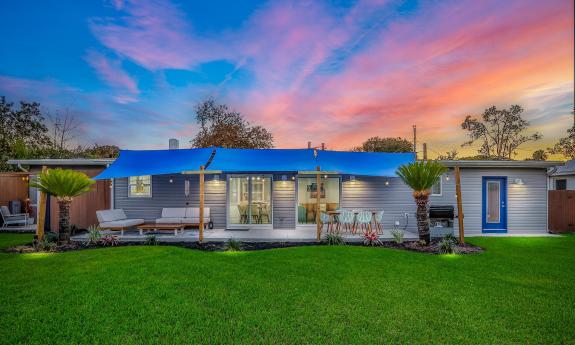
[0,0,573,158]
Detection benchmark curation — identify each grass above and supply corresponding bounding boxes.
[0,234,574,344]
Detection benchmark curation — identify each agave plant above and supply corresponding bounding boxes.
[396,161,447,244]
[31,169,95,243]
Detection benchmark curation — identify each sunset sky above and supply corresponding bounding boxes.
[0,0,573,158]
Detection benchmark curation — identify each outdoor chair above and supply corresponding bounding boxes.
[337,210,355,233]
[0,206,29,230]
[320,212,331,233]
[237,204,248,224]
[356,211,373,233]
[374,210,384,234]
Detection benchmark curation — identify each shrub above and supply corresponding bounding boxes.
[100,235,119,247]
[144,235,158,246]
[70,224,80,236]
[443,233,458,244]
[437,238,459,254]
[363,231,382,247]
[85,225,102,246]
[44,232,59,243]
[390,228,405,244]
[324,233,345,246]
[225,238,242,252]
[35,238,57,252]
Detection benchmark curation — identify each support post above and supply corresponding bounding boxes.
[412,125,417,160]
[36,166,47,242]
[316,166,321,242]
[422,143,427,160]
[454,167,465,244]
[199,165,205,243]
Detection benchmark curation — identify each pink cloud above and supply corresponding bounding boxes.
[85,50,139,103]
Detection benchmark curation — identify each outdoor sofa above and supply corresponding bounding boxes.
[96,209,145,234]
[156,207,212,229]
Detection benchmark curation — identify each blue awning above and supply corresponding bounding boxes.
[94,148,214,179]
[316,151,415,176]
[94,147,415,179]
[207,148,316,172]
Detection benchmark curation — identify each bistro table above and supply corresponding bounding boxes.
[326,210,383,234]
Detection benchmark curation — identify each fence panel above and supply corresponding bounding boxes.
[548,190,575,233]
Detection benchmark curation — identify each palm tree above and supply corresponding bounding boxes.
[396,161,447,244]
[31,169,95,243]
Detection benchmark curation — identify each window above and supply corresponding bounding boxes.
[430,179,442,196]
[555,179,567,190]
[297,176,340,224]
[128,175,152,197]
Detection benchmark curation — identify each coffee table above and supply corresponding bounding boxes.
[136,223,193,236]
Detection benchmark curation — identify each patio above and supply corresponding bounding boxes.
[71,228,419,243]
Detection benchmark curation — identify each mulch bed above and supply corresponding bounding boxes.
[4,239,483,255]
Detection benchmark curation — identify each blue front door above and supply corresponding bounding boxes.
[482,177,507,233]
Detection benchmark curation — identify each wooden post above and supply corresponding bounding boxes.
[36,166,48,242]
[199,166,205,243]
[454,167,465,244]
[316,166,321,241]
[422,143,427,160]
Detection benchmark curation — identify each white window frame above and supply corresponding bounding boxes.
[128,175,152,198]
[430,178,442,196]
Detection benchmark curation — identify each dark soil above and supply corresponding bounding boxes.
[4,239,483,254]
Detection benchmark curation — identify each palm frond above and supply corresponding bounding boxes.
[30,169,95,199]
[396,161,447,192]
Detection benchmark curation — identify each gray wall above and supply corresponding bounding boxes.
[114,168,549,235]
[114,174,227,229]
[550,176,575,190]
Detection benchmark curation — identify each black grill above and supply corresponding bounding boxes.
[429,205,454,219]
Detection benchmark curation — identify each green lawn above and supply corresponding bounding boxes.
[1,234,574,345]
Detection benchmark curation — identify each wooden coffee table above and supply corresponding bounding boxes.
[136,223,193,236]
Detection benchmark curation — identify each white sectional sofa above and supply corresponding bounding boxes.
[96,209,145,235]
[156,207,212,228]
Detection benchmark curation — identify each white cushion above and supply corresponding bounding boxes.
[97,209,125,223]
[99,219,144,228]
[185,207,210,218]
[162,208,186,218]
[156,217,184,224]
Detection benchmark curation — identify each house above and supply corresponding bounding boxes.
[549,160,575,190]
[9,146,559,238]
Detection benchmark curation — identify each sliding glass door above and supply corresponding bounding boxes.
[228,175,272,226]
[297,176,340,225]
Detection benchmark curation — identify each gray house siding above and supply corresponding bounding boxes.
[114,174,227,229]
[550,175,575,190]
[273,177,296,229]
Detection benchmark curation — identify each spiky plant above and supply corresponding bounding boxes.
[31,169,95,243]
[396,161,447,244]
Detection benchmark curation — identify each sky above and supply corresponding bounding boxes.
[0,0,573,159]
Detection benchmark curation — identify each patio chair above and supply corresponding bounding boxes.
[320,212,331,233]
[356,211,373,233]
[337,210,355,233]
[0,206,29,230]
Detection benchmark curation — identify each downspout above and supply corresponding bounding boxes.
[17,163,28,172]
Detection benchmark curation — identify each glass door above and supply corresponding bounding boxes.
[228,175,272,226]
[482,177,507,232]
[297,176,340,225]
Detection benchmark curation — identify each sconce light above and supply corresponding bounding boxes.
[350,175,356,182]
[445,175,450,181]
[291,176,295,180]
[169,177,174,183]
[513,178,524,185]
[281,175,287,181]
[385,180,390,186]
[323,174,328,179]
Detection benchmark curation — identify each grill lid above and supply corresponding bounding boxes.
[429,205,455,219]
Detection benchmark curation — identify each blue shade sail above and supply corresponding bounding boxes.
[94,148,215,179]
[94,147,415,179]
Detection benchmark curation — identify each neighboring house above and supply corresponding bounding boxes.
[549,160,575,190]
[10,147,559,236]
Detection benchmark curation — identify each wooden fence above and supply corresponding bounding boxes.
[548,190,575,233]
[0,172,29,211]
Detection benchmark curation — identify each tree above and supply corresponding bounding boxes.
[461,105,542,159]
[548,110,575,159]
[82,144,120,158]
[352,137,413,152]
[0,97,51,170]
[47,109,81,152]
[191,99,274,149]
[437,149,458,160]
[530,149,548,161]
[396,161,447,244]
[31,169,95,243]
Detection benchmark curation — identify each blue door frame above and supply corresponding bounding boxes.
[482,177,507,233]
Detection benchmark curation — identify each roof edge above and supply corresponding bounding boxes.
[438,160,562,169]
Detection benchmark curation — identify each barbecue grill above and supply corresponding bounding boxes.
[429,205,455,238]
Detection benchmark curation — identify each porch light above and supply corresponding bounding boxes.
[323,175,328,179]
[291,176,295,180]
[513,178,524,185]
[445,175,450,181]
[169,177,174,183]
[385,180,389,186]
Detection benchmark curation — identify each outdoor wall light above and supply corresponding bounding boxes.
[291,176,295,180]
[281,175,287,181]
[445,175,450,181]
[169,177,174,183]
[323,174,328,179]
[385,180,390,186]
[514,178,524,185]
[350,175,356,182]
